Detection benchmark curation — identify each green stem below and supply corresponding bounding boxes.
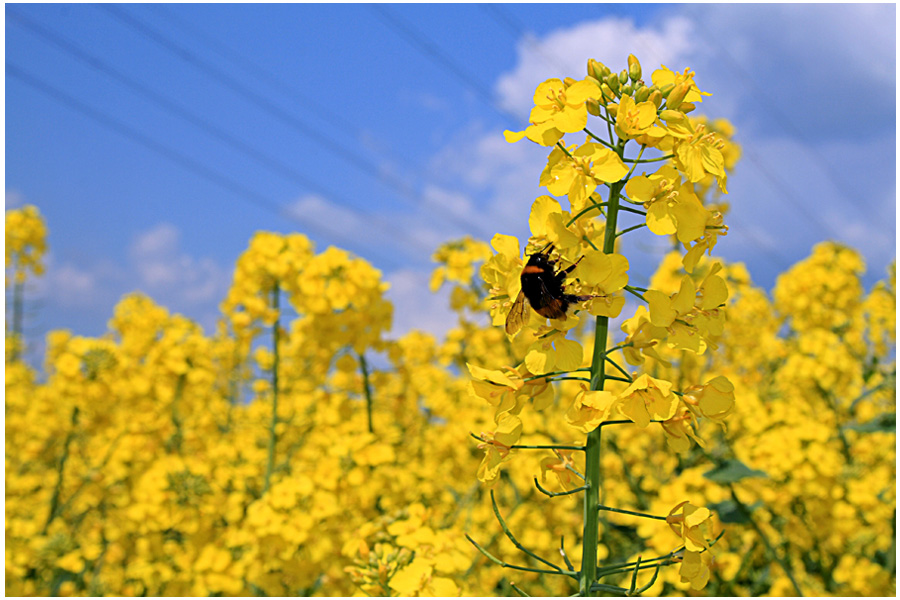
[263,282,281,495]
[358,352,375,434]
[43,406,79,534]
[580,174,625,595]
[11,264,24,361]
[729,485,804,596]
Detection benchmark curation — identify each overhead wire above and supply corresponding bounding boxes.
[6,63,409,270]
[368,4,520,124]
[97,3,494,239]
[683,4,880,218]
[6,8,439,261]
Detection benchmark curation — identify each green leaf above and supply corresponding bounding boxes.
[708,499,763,524]
[703,459,767,484]
[846,413,895,433]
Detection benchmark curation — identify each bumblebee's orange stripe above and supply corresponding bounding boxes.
[522,265,545,274]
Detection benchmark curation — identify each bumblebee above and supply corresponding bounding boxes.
[505,245,593,335]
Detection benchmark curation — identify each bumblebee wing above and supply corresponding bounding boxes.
[534,278,568,320]
[505,291,528,335]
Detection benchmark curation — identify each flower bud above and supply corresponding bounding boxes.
[600,83,615,102]
[607,103,618,118]
[627,54,642,82]
[635,85,651,103]
[660,109,687,124]
[621,83,634,96]
[605,73,620,94]
[587,58,609,81]
[649,90,663,108]
[659,83,675,98]
[666,82,690,110]
[563,76,577,87]
[586,98,602,117]
[618,69,628,85]
[679,101,696,113]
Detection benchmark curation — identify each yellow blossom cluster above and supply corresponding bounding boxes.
[5,52,895,596]
[6,203,47,282]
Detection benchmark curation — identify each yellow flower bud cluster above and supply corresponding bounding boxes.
[6,204,47,283]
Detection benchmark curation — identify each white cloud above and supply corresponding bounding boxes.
[128,222,229,306]
[40,261,105,308]
[495,16,697,116]
[384,268,458,340]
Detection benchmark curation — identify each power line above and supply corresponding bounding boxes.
[369,4,519,124]
[6,8,436,259]
[479,4,571,77]
[683,5,879,220]
[6,62,409,270]
[97,3,492,238]
[146,4,350,134]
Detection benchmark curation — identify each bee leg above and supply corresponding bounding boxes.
[560,255,584,276]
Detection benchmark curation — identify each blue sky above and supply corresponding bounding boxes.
[5,3,897,363]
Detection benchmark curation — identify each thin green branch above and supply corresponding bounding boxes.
[627,556,642,595]
[623,285,647,302]
[615,223,647,238]
[465,534,571,577]
[567,201,609,227]
[510,582,532,597]
[556,141,575,159]
[584,127,616,148]
[559,536,576,572]
[468,432,585,452]
[604,357,633,382]
[534,478,588,498]
[618,204,647,216]
[598,504,667,521]
[490,490,570,575]
[622,153,674,164]
[523,368,591,383]
[624,145,647,180]
[549,376,592,383]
